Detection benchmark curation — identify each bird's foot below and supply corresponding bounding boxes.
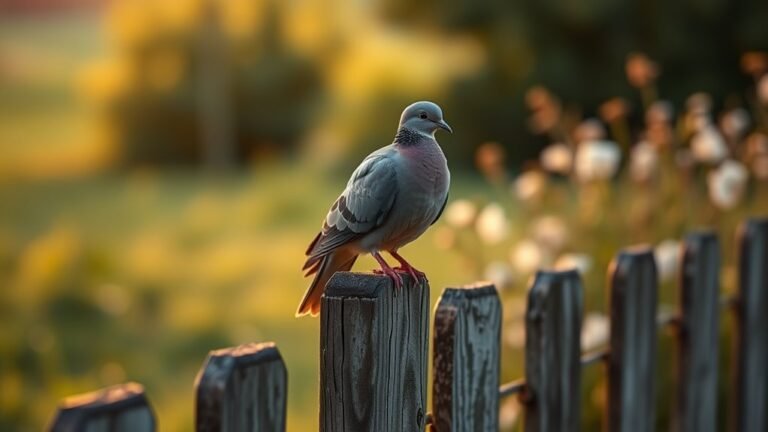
[372,251,404,290]
[394,265,426,284]
[373,267,404,290]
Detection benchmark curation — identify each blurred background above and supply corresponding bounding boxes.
[1,0,768,430]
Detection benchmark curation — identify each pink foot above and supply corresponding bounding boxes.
[372,267,404,289]
[372,252,403,290]
[388,250,427,284]
[394,265,426,283]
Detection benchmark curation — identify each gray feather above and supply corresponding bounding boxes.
[307,147,398,260]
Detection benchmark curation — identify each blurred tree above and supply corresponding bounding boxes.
[91,0,324,167]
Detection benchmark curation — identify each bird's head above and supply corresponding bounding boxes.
[399,101,453,136]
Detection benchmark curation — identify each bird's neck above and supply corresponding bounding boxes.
[394,127,434,147]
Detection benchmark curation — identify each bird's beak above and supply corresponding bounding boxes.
[436,119,453,134]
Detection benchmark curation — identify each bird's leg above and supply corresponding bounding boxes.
[389,250,427,282]
[371,251,403,290]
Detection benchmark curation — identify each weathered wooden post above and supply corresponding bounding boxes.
[733,218,768,432]
[49,382,155,432]
[676,232,720,432]
[320,272,429,432]
[195,342,287,432]
[607,247,658,432]
[432,283,501,431]
[524,270,584,432]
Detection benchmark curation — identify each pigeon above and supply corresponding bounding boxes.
[296,101,452,317]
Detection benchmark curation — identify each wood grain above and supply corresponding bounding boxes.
[195,342,287,432]
[524,270,583,432]
[320,272,429,432]
[676,232,720,432]
[733,219,768,432]
[49,382,155,432]
[432,283,501,432]
[607,248,658,432]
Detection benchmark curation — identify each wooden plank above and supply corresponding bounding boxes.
[733,218,768,432]
[607,247,658,432]
[432,283,501,431]
[320,272,429,432]
[676,232,720,432]
[524,270,583,432]
[195,342,287,432]
[49,382,155,432]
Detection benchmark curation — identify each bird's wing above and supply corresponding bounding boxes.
[431,192,449,226]
[305,149,398,262]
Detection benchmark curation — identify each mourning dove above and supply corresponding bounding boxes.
[297,101,452,317]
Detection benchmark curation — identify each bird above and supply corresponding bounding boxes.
[296,101,452,317]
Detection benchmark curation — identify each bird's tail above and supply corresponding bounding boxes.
[296,248,358,317]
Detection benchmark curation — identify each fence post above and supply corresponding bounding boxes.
[607,248,658,432]
[195,342,287,432]
[320,272,429,432]
[432,283,501,431]
[733,218,768,432]
[676,232,720,432]
[49,382,155,432]
[524,270,583,432]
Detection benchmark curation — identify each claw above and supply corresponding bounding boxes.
[374,266,403,289]
[389,250,427,284]
[372,252,404,290]
[394,266,426,284]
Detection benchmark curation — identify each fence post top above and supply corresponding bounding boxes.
[533,268,581,282]
[440,282,498,299]
[741,217,768,238]
[57,382,147,410]
[745,217,768,228]
[324,271,424,298]
[617,244,654,258]
[685,230,718,241]
[207,341,281,361]
[195,342,285,389]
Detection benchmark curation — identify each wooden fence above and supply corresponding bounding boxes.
[48,218,768,431]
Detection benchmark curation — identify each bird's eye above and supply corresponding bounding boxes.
[419,112,428,119]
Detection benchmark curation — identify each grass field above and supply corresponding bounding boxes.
[1,166,525,431]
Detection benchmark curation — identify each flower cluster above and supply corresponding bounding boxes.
[435,52,768,356]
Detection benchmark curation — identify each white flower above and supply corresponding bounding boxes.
[581,313,610,351]
[759,74,768,105]
[690,125,728,164]
[629,141,659,183]
[575,140,621,182]
[444,199,477,228]
[513,170,546,202]
[532,215,569,252]
[483,261,515,291]
[719,108,750,141]
[554,253,593,275]
[574,118,606,143]
[475,203,509,245]
[540,143,573,175]
[510,239,543,274]
[654,239,681,282]
[708,160,749,209]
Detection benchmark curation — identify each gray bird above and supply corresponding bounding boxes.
[297,101,452,317]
